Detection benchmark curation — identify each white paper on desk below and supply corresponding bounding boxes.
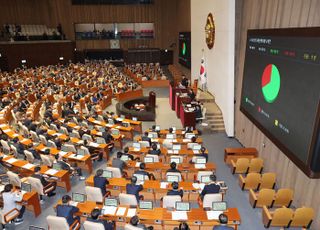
[182,139,191,142]
[45,169,58,175]
[105,124,112,128]
[97,132,102,136]
[160,182,169,189]
[22,163,35,169]
[0,124,7,128]
[59,151,68,156]
[2,129,11,133]
[126,208,136,217]
[206,211,223,220]
[103,206,117,215]
[192,183,205,191]
[151,138,158,142]
[6,158,18,164]
[74,126,80,129]
[12,133,19,137]
[55,133,63,136]
[195,164,206,169]
[133,148,140,152]
[69,154,83,159]
[21,138,29,143]
[193,150,199,154]
[167,150,173,154]
[89,142,100,147]
[77,140,84,144]
[172,139,177,142]
[135,162,141,167]
[116,207,126,216]
[172,211,188,220]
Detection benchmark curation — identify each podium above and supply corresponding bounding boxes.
[149,91,156,108]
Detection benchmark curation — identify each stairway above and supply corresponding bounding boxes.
[197,90,225,133]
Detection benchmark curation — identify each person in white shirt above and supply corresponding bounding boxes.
[1,184,25,224]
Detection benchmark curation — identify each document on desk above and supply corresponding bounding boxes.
[59,151,68,156]
[135,162,141,167]
[89,142,100,147]
[45,169,58,175]
[116,207,126,216]
[12,133,19,137]
[182,139,191,142]
[22,163,35,169]
[2,129,11,133]
[126,208,136,217]
[0,124,7,128]
[77,140,84,144]
[6,158,18,164]
[195,164,206,169]
[192,183,205,191]
[160,182,169,189]
[103,206,117,215]
[206,211,223,220]
[172,211,188,220]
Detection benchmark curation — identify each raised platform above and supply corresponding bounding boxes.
[116,97,155,121]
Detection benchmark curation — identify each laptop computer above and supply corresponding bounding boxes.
[175,202,190,211]
[139,201,153,210]
[212,201,227,211]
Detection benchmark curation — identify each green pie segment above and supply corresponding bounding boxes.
[261,64,281,103]
[182,42,186,56]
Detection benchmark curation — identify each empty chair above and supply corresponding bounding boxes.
[80,146,90,155]
[239,172,261,190]
[139,141,150,148]
[262,206,293,228]
[119,193,138,207]
[50,124,58,131]
[289,207,314,229]
[231,158,250,174]
[259,173,276,190]
[71,130,80,138]
[39,135,48,145]
[46,215,80,230]
[85,186,104,203]
[48,140,57,148]
[10,145,19,158]
[22,125,29,137]
[1,140,11,154]
[24,150,35,163]
[162,195,181,209]
[248,158,263,173]
[202,193,223,209]
[63,144,77,153]
[249,188,275,208]
[30,131,40,142]
[83,220,105,230]
[28,177,55,199]
[272,188,294,208]
[166,172,182,182]
[7,171,21,187]
[105,167,122,178]
[40,154,53,167]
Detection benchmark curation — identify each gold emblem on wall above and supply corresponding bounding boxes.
[205,13,215,49]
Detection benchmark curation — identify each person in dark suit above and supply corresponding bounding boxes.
[53,154,83,178]
[27,143,41,160]
[56,195,80,226]
[102,128,114,144]
[11,137,25,155]
[86,208,114,230]
[148,143,161,156]
[112,152,126,172]
[141,132,151,146]
[198,146,209,162]
[167,182,183,198]
[213,214,234,230]
[166,162,181,173]
[200,174,221,200]
[128,215,153,230]
[188,89,196,101]
[174,222,190,230]
[134,163,155,180]
[93,169,109,196]
[126,176,143,202]
[32,166,56,200]
[181,76,189,88]
[121,147,135,160]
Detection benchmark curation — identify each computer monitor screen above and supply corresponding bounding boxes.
[111,129,120,135]
[212,201,227,211]
[172,145,181,151]
[96,138,105,144]
[120,155,129,161]
[167,175,179,182]
[139,201,153,210]
[88,125,94,130]
[98,127,105,132]
[72,193,86,203]
[133,174,147,182]
[52,163,62,171]
[133,142,141,149]
[108,119,115,125]
[155,125,160,131]
[102,170,113,178]
[195,158,206,164]
[166,134,174,139]
[120,115,125,119]
[21,182,31,192]
[82,135,92,141]
[170,157,181,164]
[148,132,157,138]
[175,202,190,211]
[122,122,130,127]
[132,117,138,121]
[77,149,86,156]
[69,133,77,138]
[192,145,201,151]
[61,145,70,152]
[200,175,211,183]
[144,156,154,163]
[104,198,118,207]
[185,133,195,139]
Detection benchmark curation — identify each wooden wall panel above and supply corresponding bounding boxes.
[235,0,320,228]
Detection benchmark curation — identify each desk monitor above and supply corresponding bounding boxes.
[120,115,125,119]
[175,202,190,211]
[96,138,105,144]
[98,127,105,132]
[195,157,206,164]
[104,198,118,207]
[82,135,92,141]
[21,182,31,193]
[69,132,77,138]
[167,175,179,183]
[102,170,113,178]
[77,148,86,156]
[144,156,154,163]
[148,132,157,138]
[88,125,94,130]
[0,175,9,184]
[192,144,201,151]
[120,155,129,161]
[61,145,71,153]
[108,119,115,125]
[52,163,62,171]
[200,175,211,183]
[172,144,181,151]
[139,201,153,210]
[111,129,120,136]
[170,157,181,164]
[133,142,141,149]
[155,125,160,131]
[166,134,174,139]
[133,174,148,182]
[185,133,195,139]
[212,201,227,211]
[122,122,130,127]
[132,117,138,121]
[72,193,86,203]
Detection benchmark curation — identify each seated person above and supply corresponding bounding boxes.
[198,146,209,162]
[83,139,103,161]
[53,154,83,179]
[27,143,41,160]
[128,215,153,230]
[141,132,151,146]
[166,162,181,173]
[167,181,183,198]
[112,152,126,172]
[134,163,155,180]
[126,176,143,202]
[86,208,114,230]
[121,147,135,161]
[2,184,25,224]
[200,174,221,200]
[213,214,234,230]
[93,169,109,196]
[148,143,161,156]
[32,166,57,200]
[174,222,190,230]
[179,76,189,89]
[56,195,80,227]
[11,137,25,156]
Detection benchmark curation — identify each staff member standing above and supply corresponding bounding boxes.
[2,184,25,224]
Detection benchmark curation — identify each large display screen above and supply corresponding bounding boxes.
[240,28,320,177]
[179,32,191,69]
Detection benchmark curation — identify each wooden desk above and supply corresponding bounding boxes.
[224,148,258,164]
[180,103,196,129]
[114,116,142,133]
[141,80,170,88]
[22,191,41,217]
[116,89,143,102]
[135,136,203,145]
[175,94,190,118]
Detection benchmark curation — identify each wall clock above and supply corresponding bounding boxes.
[205,13,215,49]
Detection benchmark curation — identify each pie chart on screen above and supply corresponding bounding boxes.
[261,64,281,103]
